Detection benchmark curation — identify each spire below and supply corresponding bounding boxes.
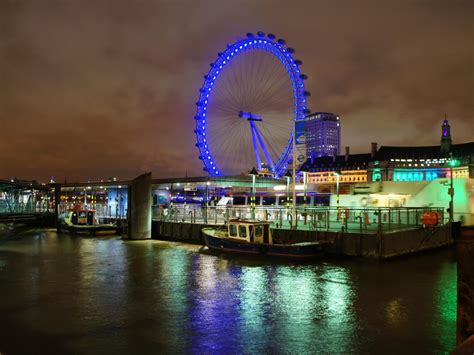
[440,114,452,154]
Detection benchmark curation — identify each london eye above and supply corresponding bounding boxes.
[194,32,309,177]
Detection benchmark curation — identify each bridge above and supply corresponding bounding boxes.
[0,179,55,224]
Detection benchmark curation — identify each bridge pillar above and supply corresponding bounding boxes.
[129,172,152,240]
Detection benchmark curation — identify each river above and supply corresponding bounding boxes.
[0,226,456,353]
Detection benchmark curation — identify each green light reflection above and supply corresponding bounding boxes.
[433,261,457,352]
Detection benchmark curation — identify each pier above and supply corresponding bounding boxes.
[152,205,452,259]
[1,174,456,259]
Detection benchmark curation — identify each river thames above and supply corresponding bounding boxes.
[0,227,456,353]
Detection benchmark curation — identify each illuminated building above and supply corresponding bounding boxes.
[305,112,341,158]
[304,149,370,184]
[301,119,474,184]
[373,142,473,181]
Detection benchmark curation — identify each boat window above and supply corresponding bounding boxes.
[255,225,263,238]
[229,224,237,237]
[239,225,247,238]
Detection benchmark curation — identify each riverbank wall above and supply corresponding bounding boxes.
[456,226,474,351]
[152,221,453,259]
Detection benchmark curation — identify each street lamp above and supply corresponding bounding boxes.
[205,181,210,224]
[249,167,258,220]
[284,170,292,207]
[169,183,173,208]
[448,153,459,223]
[299,165,309,209]
[335,169,342,209]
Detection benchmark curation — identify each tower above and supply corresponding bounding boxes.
[440,117,452,154]
[305,112,340,158]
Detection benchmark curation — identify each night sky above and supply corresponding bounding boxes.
[1,0,472,182]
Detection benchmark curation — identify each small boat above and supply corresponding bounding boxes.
[202,219,328,259]
[59,209,120,236]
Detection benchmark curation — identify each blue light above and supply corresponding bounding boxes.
[194,33,306,178]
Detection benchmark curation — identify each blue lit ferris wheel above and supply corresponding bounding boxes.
[194,32,310,177]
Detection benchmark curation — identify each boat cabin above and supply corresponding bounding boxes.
[227,219,273,244]
[64,210,97,226]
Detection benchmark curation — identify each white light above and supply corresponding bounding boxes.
[274,184,305,191]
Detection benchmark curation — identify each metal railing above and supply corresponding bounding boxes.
[152,204,446,233]
[0,201,53,214]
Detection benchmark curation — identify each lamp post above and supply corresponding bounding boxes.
[284,170,292,207]
[300,166,309,209]
[169,183,173,208]
[335,169,342,209]
[205,181,210,224]
[249,167,258,220]
[448,153,459,223]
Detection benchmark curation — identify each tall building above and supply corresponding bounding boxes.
[440,118,452,154]
[305,112,340,158]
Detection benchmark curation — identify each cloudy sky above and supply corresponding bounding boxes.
[1,0,472,182]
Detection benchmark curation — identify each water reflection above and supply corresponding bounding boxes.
[238,267,270,353]
[0,229,457,353]
[385,297,407,325]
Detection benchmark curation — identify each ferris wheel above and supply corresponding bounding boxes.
[194,32,310,177]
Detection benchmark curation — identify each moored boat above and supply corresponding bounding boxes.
[202,219,328,259]
[59,209,120,236]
